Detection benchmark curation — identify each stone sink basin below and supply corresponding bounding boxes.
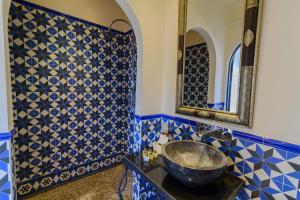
[161,140,227,186]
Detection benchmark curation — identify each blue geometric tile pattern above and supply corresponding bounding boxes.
[0,138,12,200]
[141,117,161,149]
[8,1,137,197]
[132,114,300,200]
[183,43,224,111]
[133,171,165,200]
[10,129,17,200]
[127,115,141,154]
[125,32,138,154]
[183,43,209,108]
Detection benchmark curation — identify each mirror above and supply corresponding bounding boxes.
[183,0,245,113]
[176,0,263,127]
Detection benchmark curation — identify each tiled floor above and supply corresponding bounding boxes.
[26,165,132,200]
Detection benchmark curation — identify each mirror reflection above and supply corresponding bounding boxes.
[183,0,245,113]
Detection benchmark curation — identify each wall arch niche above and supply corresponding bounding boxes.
[186,27,217,105]
[115,0,143,114]
[1,0,143,198]
[1,0,143,118]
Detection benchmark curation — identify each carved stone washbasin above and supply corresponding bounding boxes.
[161,140,227,187]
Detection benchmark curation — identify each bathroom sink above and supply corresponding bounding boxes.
[161,140,227,186]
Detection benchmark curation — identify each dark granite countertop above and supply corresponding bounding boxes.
[124,153,245,200]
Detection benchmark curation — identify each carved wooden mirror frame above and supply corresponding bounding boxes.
[176,0,263,128]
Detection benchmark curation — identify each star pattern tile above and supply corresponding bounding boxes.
[9,1,137,198]
[133,115,300,200]
[183,43,209,108]
[0,140,12,200]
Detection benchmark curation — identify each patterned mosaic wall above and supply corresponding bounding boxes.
[183,43,209,108]
[124,32,138,155]
[0,136,12,200]
[133,114,300,200]
[128,115,141,154]
[8,1,136,197]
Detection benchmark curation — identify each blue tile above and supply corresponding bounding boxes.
[264,138,300,154]
[273,180,284,192]
[161,114,173,121]
[286,172,300,180]
[262,187,281,195]
[174,116,191,125]
[283,176,297,189]
[10,0,137,197]
[189,120,197,126]
[0,140,10,200]
[141,114,161,120]
[233,131,265,144]
[282,184,295,192]
[287,151,300,160]
[0,133,11,141]
[273,175,284,184]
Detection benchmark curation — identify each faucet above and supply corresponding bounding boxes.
[196,122,233,142]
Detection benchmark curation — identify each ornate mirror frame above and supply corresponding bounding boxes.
[176,0,263,128]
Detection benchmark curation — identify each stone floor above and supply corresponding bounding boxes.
[26,165,132,200]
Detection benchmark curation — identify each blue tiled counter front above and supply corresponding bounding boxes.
[133,114,300,200]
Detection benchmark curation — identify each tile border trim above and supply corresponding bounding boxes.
[17,153,124,198]
[13,0,127,35]
[136,113,300,154]
[0,132,12,141]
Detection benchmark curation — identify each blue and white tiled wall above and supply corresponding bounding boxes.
[183,44,224,111]
[8,0,137,198]
[133,114,300,200]
[6,1,300,200]
[0,133,13,200]
[183,44,209,108]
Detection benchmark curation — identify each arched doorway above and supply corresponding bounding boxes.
[1,2,142,198]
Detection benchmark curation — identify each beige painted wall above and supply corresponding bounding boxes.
[27,0,130,32]
[222,1,245,105]
[164,0,300,144]
[121,0,300,145]
[117,0,166,114]
[187,0,226,104]
[185,30,205,47]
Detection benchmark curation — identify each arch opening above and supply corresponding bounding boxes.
[186,27,217,105]
[3,0,143,197]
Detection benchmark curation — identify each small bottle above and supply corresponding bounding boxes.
[148,150,154,160]
[142,149,149,161]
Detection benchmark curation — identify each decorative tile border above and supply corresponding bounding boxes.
[133,114,300,200]
[233,131,300,155]
[13,0,126,35]
[136,114,300,154]
[17,153,123,198]
[0,133,12,141]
